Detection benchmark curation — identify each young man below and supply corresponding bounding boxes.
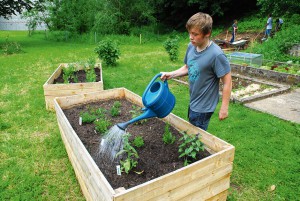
[160,12,232,131]
[264,14,273,39]
[230,20,238,43]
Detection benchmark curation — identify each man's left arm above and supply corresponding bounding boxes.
[219,72,232,120]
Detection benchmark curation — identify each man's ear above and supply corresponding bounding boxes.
[205,32,211,38]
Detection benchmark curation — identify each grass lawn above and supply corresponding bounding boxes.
[0,31,299,200]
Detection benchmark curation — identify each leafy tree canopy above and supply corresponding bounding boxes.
[0,0,33,19]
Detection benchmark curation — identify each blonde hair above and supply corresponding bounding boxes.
[186,12,213,35]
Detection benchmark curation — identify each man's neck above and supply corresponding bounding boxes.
[196,39,211,52]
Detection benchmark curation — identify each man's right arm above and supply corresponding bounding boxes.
[161,65,188,81]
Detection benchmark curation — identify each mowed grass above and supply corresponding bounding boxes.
[0,31,299,200]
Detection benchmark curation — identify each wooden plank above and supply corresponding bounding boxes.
[43,82,102,91]
[179,176,230,201]
[114,148,234,201]
[206,190,228,201]
[143,165,232,201]
[56,88,125,109]
[44,87,103,96]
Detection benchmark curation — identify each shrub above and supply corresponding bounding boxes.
[163,35,180,61]
[94,39,120,66]
[2,40,22,55]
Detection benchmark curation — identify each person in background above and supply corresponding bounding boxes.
[160,12,232,131]
[230,20,238,43]
[263,14,272,40]
[275,18,283,32]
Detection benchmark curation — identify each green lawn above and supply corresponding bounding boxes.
[0,31,299,200]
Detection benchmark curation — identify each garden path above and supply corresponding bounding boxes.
[245,88,300,123]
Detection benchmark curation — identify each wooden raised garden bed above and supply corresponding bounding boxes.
[43,63,103,111]
[54,88,235,201]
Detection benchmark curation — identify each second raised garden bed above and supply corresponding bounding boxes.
[54,88,235,200]
[43,63,103,111]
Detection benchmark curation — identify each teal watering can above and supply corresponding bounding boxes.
[117,73,176,130]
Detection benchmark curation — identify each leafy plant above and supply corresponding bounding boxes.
[94,39,120,66]
[116,134,139,174]
[162,123,176,144]
[85,68,96,82]
[80,107,106,123]
[163,35,180,61]
[94,118,112,134]
[110,101,121,117]
[132,136,144,148]
[129,105,147,125]
[178,131,205,166]
[63,64,78,83]
[2,38,22,55]
[80,111,98,123]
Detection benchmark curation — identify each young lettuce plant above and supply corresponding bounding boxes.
[178,131,204,166]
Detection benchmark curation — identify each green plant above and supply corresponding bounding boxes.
[2,39,22,55]
[163,35,180,61]
[162,123,176,144]
[80,111,98,123]
[63,64,78,83]
[94,39,120,66]
[129,105,147,125]
[132,136,144,148]
[94,118,112,134]
[178,131,205,166]
[80,107,106,123]
[110,101,121,117]
[116,134,139,174]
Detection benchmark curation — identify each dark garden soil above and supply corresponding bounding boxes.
[53,68,102,84]
[63,99,211,190]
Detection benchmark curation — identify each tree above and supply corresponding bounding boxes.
[0,0,33,19]
[257,0,300,17]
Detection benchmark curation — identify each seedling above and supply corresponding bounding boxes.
[178,131,204,166]
[80,107,106,123]
[80,111,98,123]
[162,123,176,144]
[132,136,144,148]
[116,134,139,174]
[94,118,112,134]
[110,101,121,117]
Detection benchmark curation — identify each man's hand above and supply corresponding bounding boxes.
[160,72,173,81]
[219,108,229,120]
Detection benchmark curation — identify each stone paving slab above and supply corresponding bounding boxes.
[245,88,300,124]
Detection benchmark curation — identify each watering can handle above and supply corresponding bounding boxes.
[142,73,169,103]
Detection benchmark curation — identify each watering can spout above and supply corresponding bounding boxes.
[117,108,157,130]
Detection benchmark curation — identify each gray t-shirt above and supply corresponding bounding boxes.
[184,42,230,113]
